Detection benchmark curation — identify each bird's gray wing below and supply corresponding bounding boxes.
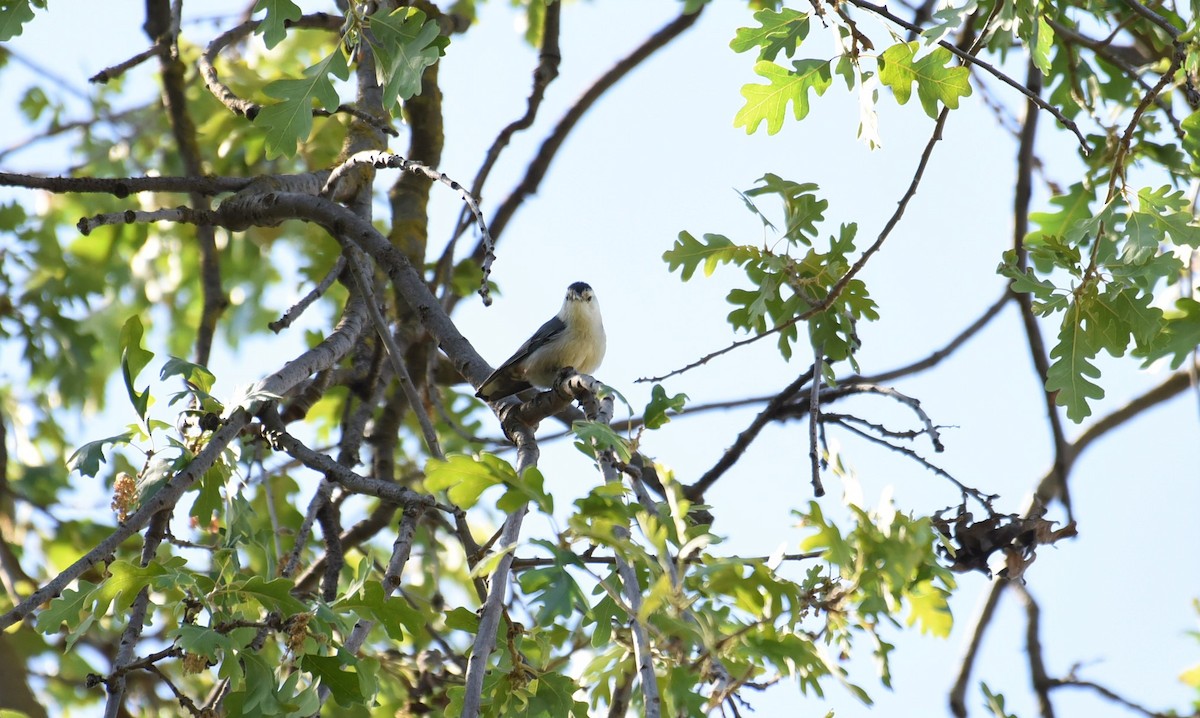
[476,316,566,400]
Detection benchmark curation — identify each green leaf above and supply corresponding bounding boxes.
[1182,109,1200,171]
[66,431,136,477]
[92,557,188,617]
[735,59,832,135]
[172,624,234,661]
[366,7,443,112]
[643,385,688,430]
[919,0,979,46]
[572,420,633,462]
[1032,16,1054,75]
[1046,294,1105,421]
[518,565,589,624]
[1142,297,1200,369]
[878,42,972,118]
[524,671,589,716]
[425,453,508,509]
[252,0,301,49]
[335,581,425,642]
[798,501,855,567]
[997,251,1058,303]
[1136,185,1200,248]
[1121,207,1161,265]
[663,231,754,281]
[35,580,98,647]
[119,315,155,420]
[302,654,365,707]
[744,174,827,244]
[906,580,953,637]
[444,606,480,632]
[1104,284,1163,348]
[191,459,228,525]
[424,453,551,513]
[160,357,216,394]
[730,7,810,61]
[981,683,1018,718]
[1180,662,1200,688]
[1027,183,1094,245]
[727,281,779,333]
[228,575,308,615]
[256,49,350,158]
[0,0,39,42]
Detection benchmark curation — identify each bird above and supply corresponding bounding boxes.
[475,281,606,401]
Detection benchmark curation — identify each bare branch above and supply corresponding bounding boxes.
[1011,583,1055,718]
[346,249,444,458]
[270,256,346,333]
[809,349,825,497]
[0,171,251,196]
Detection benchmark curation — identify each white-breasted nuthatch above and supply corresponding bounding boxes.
[475,282,606,401]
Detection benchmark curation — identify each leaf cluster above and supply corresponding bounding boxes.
[665,174,878,368]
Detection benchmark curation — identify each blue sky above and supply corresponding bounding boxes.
[2,2,1198,717]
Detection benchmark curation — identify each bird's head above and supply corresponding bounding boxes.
[566,282,595,303]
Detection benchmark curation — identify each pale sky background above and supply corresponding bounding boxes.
[1,2,1198,717]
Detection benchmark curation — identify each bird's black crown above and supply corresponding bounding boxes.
[567,281,592,295]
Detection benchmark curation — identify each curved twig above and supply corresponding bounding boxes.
[437,0,562,301]
[455,5,703,306]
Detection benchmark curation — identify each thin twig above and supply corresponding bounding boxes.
[1117,0,1180,39]
[269,256,346,333]
[1011,583,1055,718]
[89,42,167,84]
[1047,678,1182,718]
[197,13,342,120]
[345,250,444,458]
[850,290,1011,384]
[809,349,825,497]
[343,501,426,654]
[1047,18,1185,143]
[830,419,968,495]
[324,150,494,304]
